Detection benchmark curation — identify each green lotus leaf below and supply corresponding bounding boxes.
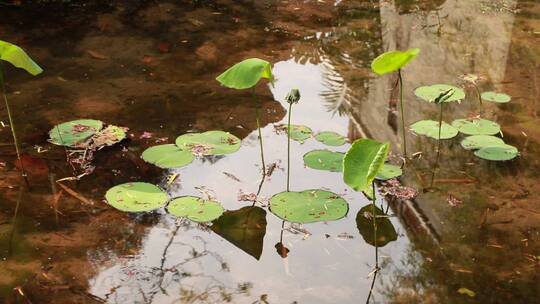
[211,206,267,260]
[176,130,241,155]
[105,182,168,212]
[216,58,274,89]
[410,120,458,139]
[269,190,348,224]
[451,118,500,136]
[167,196,224,222]
[314,131,346,146]
[371,48,420,75]
[91,125,126,148]
[474,144,518,161]
[48,119,103,147]
[303,150,344,172]
[481,91,511,103]
[376,164,403,181]
[343,139,389,193]
[414,84,465,103]
[356,205,398,247]
[460,135,505,150]
[0,40,43,76]
[141,144,194,169]
[288,124,312,143]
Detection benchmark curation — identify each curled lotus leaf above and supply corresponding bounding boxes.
[376,164,403,181]
[460,135,505,150]
[414,84,465,103]
[216,58,274,89]
[48,119,103,147]
[269,189,348,224]
[343,139,389,195]
[410,120,458,139]
[314,131,347,146]
[303,150,344,172]
[141,144,194,169]
[451,118,500,136]
[474,144,518,161]
[371,48,420,75]
[175,131,241,155]
[105,182,168,212]
[481,91,511,103]
[0,40,43,76]
[167,196,224,222]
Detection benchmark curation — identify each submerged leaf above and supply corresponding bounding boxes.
[371,48,420,75]
[460,135,505,150]
[0,40,43,76]
[356,205,398,247]
[414,84,465,103]
[167,196,224,222]
[481,91,511,103]
[141,144,194,169]
[105,182,168,212]
[314,131,346,146]
[457,288,476,298]
[269,190,348,224]
[176,131,241,155]
[474,144,518,161]
[211,206,267,260]
[303,150,344,172]
[410,120,458,139]
[376,164,402,181]
[48,119,103,147]
[343,139,389,193]
[216,58,274,89]
[452,118,500,135]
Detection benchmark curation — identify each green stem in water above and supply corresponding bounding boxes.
[430,102,444,188]
[473,83,482,106]
[398,69,407,158]
[366,181,379,304]
[0,63,29,188]
[286,102,292,192]
[252,88,266,176]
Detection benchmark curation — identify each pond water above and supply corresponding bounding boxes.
[0,0,539,303]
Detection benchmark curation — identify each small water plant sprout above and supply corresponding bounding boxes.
[371,48,420,157]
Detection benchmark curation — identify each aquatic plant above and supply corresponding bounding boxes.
[0,40,43,185]
[314,131,346,146]
[142,144,195,169]
[451,118,500,136]
[216,58,274,175]
[371,48,420,157]
[167,196,224,222]
[481,91,511,103]
[285,88,300,191]
[105,182,168,212]
[303,149,344,172]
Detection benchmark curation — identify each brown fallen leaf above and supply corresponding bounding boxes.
[87,50,108,60]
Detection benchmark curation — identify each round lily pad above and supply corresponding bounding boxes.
[105,182,168,212]
[175,131,241,155]
[451,118,500,135]
[460,135,505,150]
[269,189,348,224]
[356,205,398,247]
[141,144,194,169]
[414,84,465,103]
[314,131,346,146]
[91,125,126,148]
[474,144,518,161]
[481,91,511,103]
[288,125,312,143]
[167,196,224,222]
[303,150,344,172]
[376,164,402,181]
[49,119,103,147]
[410,120,458,139]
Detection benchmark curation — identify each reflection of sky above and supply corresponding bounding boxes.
[89,59,411,303]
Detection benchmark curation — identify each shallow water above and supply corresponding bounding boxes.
[0,1,539,303]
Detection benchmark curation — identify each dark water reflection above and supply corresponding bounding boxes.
[0,0,538,303]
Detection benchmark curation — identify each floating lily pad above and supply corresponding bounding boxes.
[167,196,224,222]
[452,118,500,136]
[288,125,313,143]
[216,58,274,90]
[141,144,195,169]
[376,164,403,181]
[414,84,465,103]
[474,144,518,161]
[105,182,168,212]
[343,139,389,195]
[211,206,267,260]
[460,135,505,150]
[481,91,511,103]
[91,125,127,148]
[314,131,346,146]
[371,48,420,75]
[269,190,348,224]
[303,150,344,172]
[175,131,241,155]
[410,120,458,139]
[49,119,103,147]
[356,205,398,247]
